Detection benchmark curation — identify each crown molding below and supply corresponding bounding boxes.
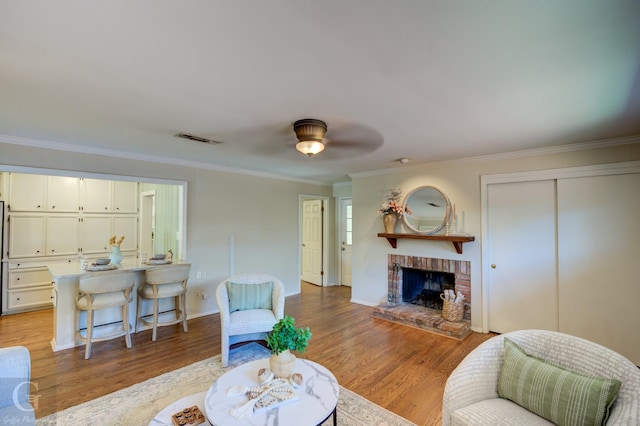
[0,133,332,187]
[349,135,640,179]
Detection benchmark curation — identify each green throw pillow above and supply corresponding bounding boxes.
[497,337,621,426]
[226,281,273,312]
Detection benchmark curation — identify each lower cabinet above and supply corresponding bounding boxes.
[6,266,54,312]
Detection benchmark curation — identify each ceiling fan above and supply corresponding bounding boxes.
[291,118,384,159]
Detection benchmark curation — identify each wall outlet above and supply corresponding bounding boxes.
[202,292,208,300]
[196,271,202,279]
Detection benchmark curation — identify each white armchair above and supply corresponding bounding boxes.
[0,346,35,425]
[442,330,640,425]
[216,273,285,367]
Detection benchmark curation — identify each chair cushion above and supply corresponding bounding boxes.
[451,398,554,425]
[140,282,185,298]
[76,292,128,310]
[226,281,273,312]
[228,309,277,335]
[497,338,621,426]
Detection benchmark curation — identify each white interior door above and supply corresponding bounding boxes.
[487,180,558,333]
[340,198,352,287]
[301,199,323,286]
[557,173,640,364]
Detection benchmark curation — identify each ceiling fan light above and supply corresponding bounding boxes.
[293,118,327,157]
[296,140,325,157]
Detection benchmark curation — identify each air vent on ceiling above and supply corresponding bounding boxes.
[175,133,223,145]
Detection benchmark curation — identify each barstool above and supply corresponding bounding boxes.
[76,271,136,359]
[136,265,190,341]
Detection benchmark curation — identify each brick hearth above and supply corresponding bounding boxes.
[371,254,472,340]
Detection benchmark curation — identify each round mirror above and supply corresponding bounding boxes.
[402,186,450,234]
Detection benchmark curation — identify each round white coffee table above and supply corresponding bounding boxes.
[205,358,338,426]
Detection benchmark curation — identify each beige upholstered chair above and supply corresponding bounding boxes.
[136,265,190,341]
[76,271,136,359]
[442,329,640,425]
[216,273,285,367]
[0,346,35,424]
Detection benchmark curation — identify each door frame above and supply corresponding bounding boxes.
[139,190,156,258]
[338,197,352,286]
[298,194,329,287]
[480,160,640,333]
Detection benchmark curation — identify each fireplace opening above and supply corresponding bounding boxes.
[402,268,455,310]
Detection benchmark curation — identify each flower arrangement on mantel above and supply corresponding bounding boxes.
[378,188,412,218]
[379,189,412,234]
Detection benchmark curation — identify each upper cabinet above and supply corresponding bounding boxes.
[8,174,47,211]
[113,181,138,213]
[9,174,79,212]
[48,176,79,212]
[81,178,137,213]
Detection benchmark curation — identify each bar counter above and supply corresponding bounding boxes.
[48,259,191,352]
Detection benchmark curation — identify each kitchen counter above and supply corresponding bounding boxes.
[48,259,191,352]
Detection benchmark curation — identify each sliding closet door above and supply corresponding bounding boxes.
[558,173,640,364]
[487,180,558,333]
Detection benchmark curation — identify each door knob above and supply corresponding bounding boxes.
[491,264,496,269]
[341,247,345,251]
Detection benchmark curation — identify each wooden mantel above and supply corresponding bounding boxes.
[377,233,475,254]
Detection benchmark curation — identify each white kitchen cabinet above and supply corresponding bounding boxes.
[81,179,137,213]
[47,176,79,212]
[113,215,138,251]
[113,181,138,213]
[8,215,45,257]
[82,178,112,212]
[8,214,79,258]
[81,215,112,254]
[6,266,54,311]
[46,215,79,256]
[7,287,54,310]
[8,268,52,289]
[8,174,46,211]
[8,173,79,212]
[3,174,140,314]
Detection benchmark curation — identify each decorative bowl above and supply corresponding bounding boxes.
[152,254,166,260]
[95,258,110,265]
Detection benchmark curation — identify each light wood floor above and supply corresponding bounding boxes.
[0,282,494,426]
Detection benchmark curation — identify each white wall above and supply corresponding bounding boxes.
[350,140,640,331]
[0,141,332,317]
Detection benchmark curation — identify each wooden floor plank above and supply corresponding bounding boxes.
[0,282,494,425]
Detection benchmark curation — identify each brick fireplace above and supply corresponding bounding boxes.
[372,254,472,339]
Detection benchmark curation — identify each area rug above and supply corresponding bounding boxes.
[37,343,415,425]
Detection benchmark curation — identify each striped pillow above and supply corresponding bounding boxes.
[226,281,273,312]
[497,338,621,426]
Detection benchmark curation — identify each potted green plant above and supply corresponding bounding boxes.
[266,315,312,378]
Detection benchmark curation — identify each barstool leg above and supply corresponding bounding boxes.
[181,294,188,333]
[123,303,132,349]
[135,290,142,333]
[152,298,159,341]
[85,309,94,360]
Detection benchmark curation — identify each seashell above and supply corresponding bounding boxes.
[257,368,274,384]
[289,373,303,388]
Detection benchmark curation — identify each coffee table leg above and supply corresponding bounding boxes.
[332,407,337,426]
